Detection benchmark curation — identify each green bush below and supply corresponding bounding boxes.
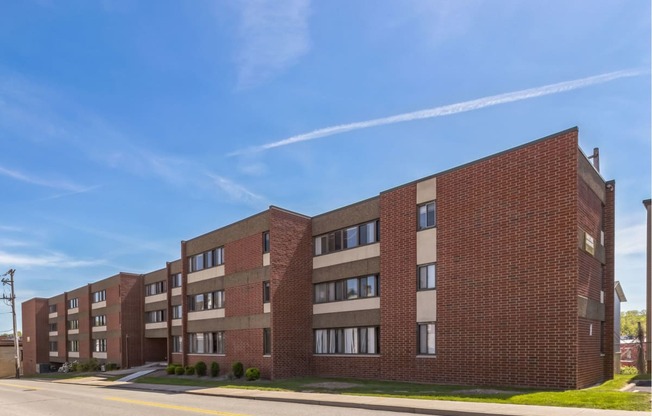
[87,358,100,372]
[185,365,195,376]
[174,366,185,375]
[245,367,260,381]
[166,364,177,375]
[232,362,244,379]
[195,361,207,377]
[621,366,639,375]
[210,362,220,377]
[70,361,80,372]
[105,363,118,371]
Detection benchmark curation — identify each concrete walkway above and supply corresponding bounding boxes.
[55,377,650,416]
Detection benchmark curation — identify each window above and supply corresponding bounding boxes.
[418,264,436,290]
[68,340,79,352]
[49,341,58,352]
[314,327,379,354]
[263,281,270,303]
[146,309,166,323]
[67,319,79,330]
[263,328,272,355]
[418,323,436,355]
[418,202,436,230]
[67,298,79,309]
[171,273,182,288]
[314,275,379,304]
[188,332,225,354]
[92,315,106,327]
[188,290,224,312]
[263,231,270,253]
[48,304,57,314]
[49,323,57,332]
[145,281,166,296]
[92,290,106,303]
[94,338,107,352]
[314,220,379,256]
[172,304,183,319]
[172,335,183,353]
[189,247,225,272]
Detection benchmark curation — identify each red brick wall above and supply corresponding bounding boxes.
[21,298,48,375]
[314,356,380,379]
[225,234,262,275]
[119,274,144,368]
[602,181,615,383]
[270,208,313,379]
[379,183,418,380]
[434,130,579,389]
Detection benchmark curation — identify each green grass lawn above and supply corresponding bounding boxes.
[135,373,651,411]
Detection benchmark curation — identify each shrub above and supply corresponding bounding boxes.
[232,362,244,379]
[621,366,639,375]
[87,358,100,372]
[166,364,177,375]
[78,361,90,372]
[174,366,185,375]
[210,362,220,377]
[185,365,195,376]
[195,361,207,377]
[70,361,80,372]
[245,367,260,381]
[105,363,118,371]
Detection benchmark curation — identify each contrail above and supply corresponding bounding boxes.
[229,69,645,156]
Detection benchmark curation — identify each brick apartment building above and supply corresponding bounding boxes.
[21,127,614,389]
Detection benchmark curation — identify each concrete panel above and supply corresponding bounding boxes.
[417,227,437,264]
[416,177,437,204]
[313,297,380,315]
[313,243,380,269]
[416,290,437,322]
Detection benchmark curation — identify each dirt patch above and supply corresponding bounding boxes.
[303,382,361,389]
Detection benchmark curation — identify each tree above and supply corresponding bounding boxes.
[621,310,647,338]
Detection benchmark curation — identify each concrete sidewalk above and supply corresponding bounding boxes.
[112,382,650,416]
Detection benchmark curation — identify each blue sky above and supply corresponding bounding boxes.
[0,1,649,333]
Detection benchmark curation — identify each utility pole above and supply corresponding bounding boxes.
[1,269,20,378]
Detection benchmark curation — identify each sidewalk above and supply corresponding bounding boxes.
[102,381,648,416]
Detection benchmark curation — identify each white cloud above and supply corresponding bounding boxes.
[230,69,646,155]
[0,164,90,193]
[207,173,265,205]
[0,250,104,269]
[235,0,311,89]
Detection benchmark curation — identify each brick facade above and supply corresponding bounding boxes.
[21,128,614,389]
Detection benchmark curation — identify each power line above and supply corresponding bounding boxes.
[1,269,20,378]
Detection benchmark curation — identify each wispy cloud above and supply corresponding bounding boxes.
[0,250,104,269]
[206,173,265,205]
[616,222,647,256]
[235,0,311,89]
[230,69,646,155]
[0,164,91,193]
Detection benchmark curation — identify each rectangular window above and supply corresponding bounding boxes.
[92,290,106,303]
[314,327,379,354]
[172,335,183,353]
[189,247,225,272]
[263,231,270,253]
[49,341,58,352]
[418,202,436,230]
[314,275,379,303]
[263,281,270,303]
[172,304,182,319]
[67,319,79,330]
[92,315,106,327]
[189,332,225,354]
[418,323,436,355]
[145,281,166,296]
[171,273,182,288]
[146,310,166,323]
[188,291,224,311]
[314,220,379,256]
[68,340,79,352]
[263,328,271,355]
[67,298,78,309]
[94,338,107,352]
[49,323,57,332]
[48,304,57,313]
[418,264,436,290]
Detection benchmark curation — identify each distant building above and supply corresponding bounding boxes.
[0,336,21,378]
[22,128,615,389]
[614,281,627,373]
